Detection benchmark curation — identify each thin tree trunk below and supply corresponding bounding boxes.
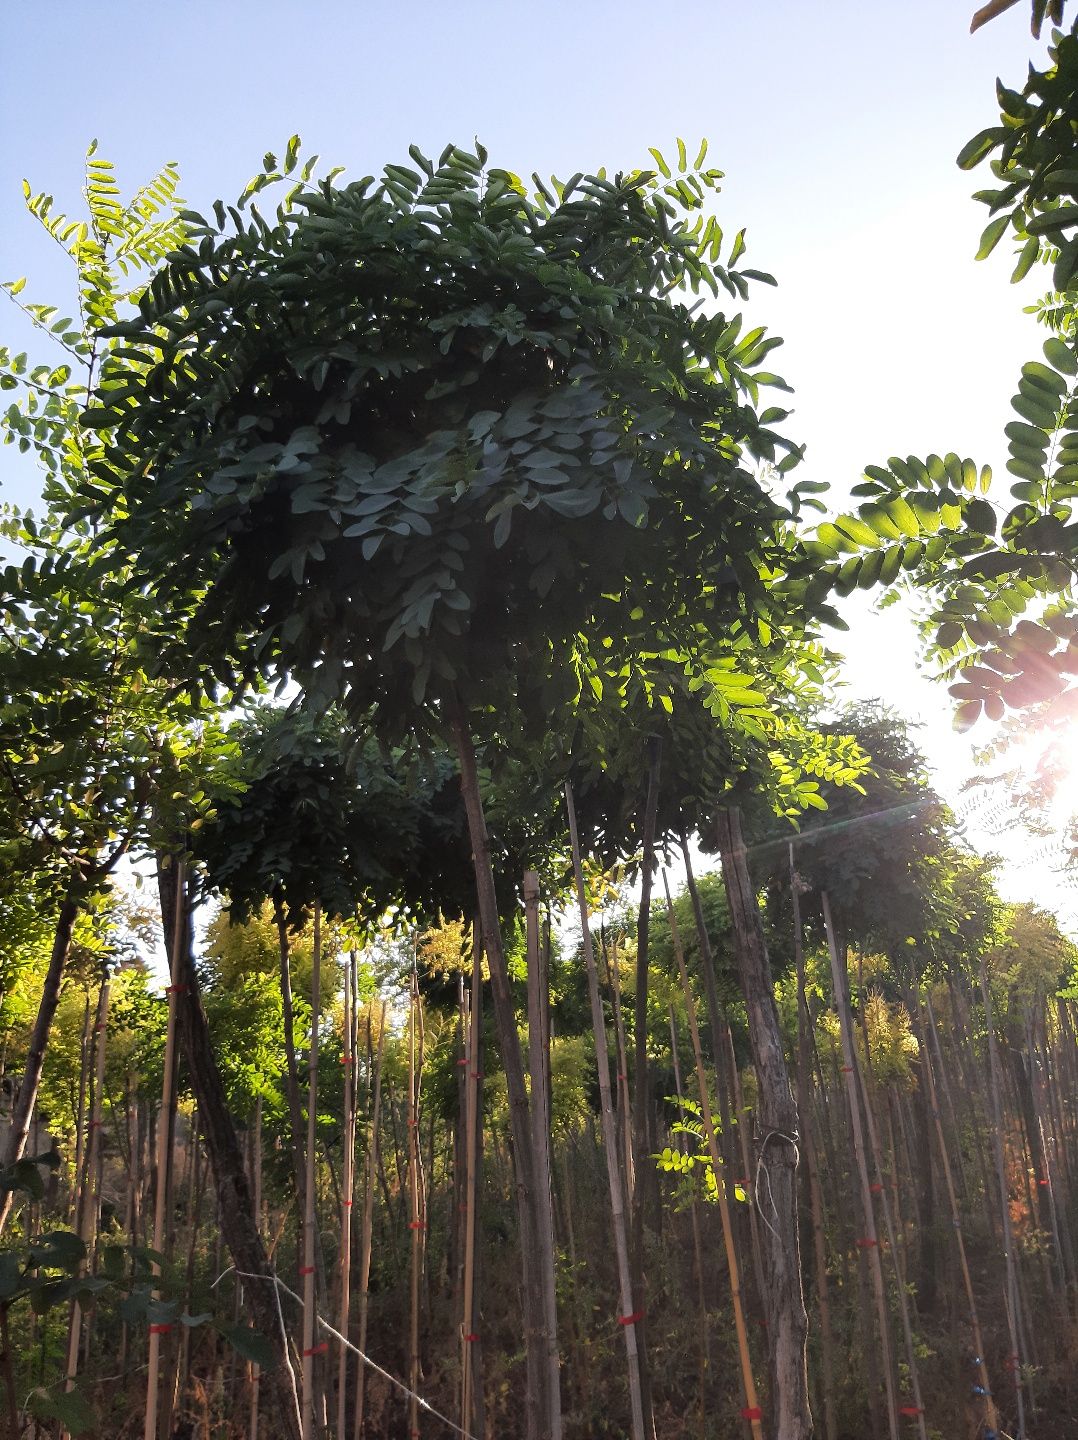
[145,864,187,1440]
[788,846,837,1440]
[354,1007,386,1440]
[0,891,80,1236]
[407,967,422,1440]
[821,891,899,1440]
[161,861,303,1440]
[525,871,562,1440]
[716,808,810,1440]
[449,699,546,1440]
[912,986,999,1436]
[274,895,308,1225]
[62,973,109,1428]
[680,839,758,1314]
[301,905,322,1440]
[980,957,1028,1437]
[460,932,486,1440]
[606,935,635,1200]
[337,953,356,1440]
[668,1007,710,1440]
[565,781,648,1440]
[663,880,763,1440]
[250,1094,264,1440]
[69,996,92,1228]
[628,738,660,1440]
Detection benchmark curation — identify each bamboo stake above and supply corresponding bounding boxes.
[460,934,482,1440]
[662,872,763,1440]
[407,961,422,1440]
[853,1015,928,1440]
[62,973,109,1425]
[145,860,186,1440]
[525,871,562,1440]
[980,955,1028,1436]
[337,951,357,1440]
[69,995,91,1228]
[606,932,635,1200]
[788,846,837,1440]
[820,891,899,1440]
[565,781,647,1440]
[667,1006,710,1440]
[250,1094,263,1440]
[913,990,999,1435]
[301,903,322,1440]
[354,1004,386,1440]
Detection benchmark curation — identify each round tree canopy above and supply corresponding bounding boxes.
[82,140,837,747]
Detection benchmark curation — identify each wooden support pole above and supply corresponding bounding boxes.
[821,891,899,1440]
[300,904,322,1440]
[145,861,186,1440]
[525,870,562,1440]
[337,950,357,1440]
[565,781,647,1440]
[663,871,763,1440]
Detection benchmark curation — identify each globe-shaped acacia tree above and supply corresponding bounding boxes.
[77,138,842,1439]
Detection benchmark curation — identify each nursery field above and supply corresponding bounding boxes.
[3,2,1078,1437]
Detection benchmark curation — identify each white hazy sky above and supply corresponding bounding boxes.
[3,1,1074,925]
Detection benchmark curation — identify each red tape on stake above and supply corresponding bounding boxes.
[340,1055,353,1065]
[618,1310,644,1326]
[298,1266,315,1276]
[342,1199,353,1207]
[302,1343,328,1357]
[741,1407,763,1421]
[1038,1178,1049,1186]
[899,1406,923,1417]
[409,1220,427,1230]
[856,1237,878,1249]
[166,984,187,995]
[463,1332,479,1342]
[840,1065,853,1073]
[149,1323,171,1335]
[870,1183,883,1194]
[456,1058,468,1066]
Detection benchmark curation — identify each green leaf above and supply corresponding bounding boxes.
[1012,237,1039,283]
[27,1386,97,1435]
[975,213,1011,261]
[956,128,999,170]
[219,1323,275,1369]
[1044,336,1078,377]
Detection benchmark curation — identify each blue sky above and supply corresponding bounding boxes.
[3,1,1072,920]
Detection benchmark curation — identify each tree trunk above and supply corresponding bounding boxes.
[0,891,79,1236]
[565,781,648,1440]
[300,904,322,1440]
[629,739,660,1439]
[525,871,562,1440]
[274,894,308,1224]
[788,846,837,1440]
[663,873,763,1440]
[159,861,303,1440]
[715,807,810,1440]
[821,892,899,1440]
[980,957,1028,1438]
[448,699,547,1440]
[354,1007,386,1440]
